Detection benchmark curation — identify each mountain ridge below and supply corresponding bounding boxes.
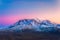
[0,19,60,32]
[5,19,60,32]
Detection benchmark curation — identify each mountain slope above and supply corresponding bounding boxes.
[6,19,60,32]
[0,19,60,40]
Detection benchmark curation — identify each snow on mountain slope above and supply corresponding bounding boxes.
[6,19,59,32]
[8,19,40,31]
[0,19,60,32]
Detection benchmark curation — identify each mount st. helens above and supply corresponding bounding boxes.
[0,19,60,40]
[1,19,60,32]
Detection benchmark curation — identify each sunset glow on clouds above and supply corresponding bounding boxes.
[0,0,60,27]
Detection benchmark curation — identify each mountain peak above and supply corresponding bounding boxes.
[1,19,60,32]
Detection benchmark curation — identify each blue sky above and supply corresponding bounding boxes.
[0,0,57,15]
[0,0,58,27]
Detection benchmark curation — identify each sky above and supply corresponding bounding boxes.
[0,0,60,27]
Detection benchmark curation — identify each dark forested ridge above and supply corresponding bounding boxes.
[0,31,60,40]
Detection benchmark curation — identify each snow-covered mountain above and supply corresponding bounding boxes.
[8,19,40,31]
[6,19,60,32]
